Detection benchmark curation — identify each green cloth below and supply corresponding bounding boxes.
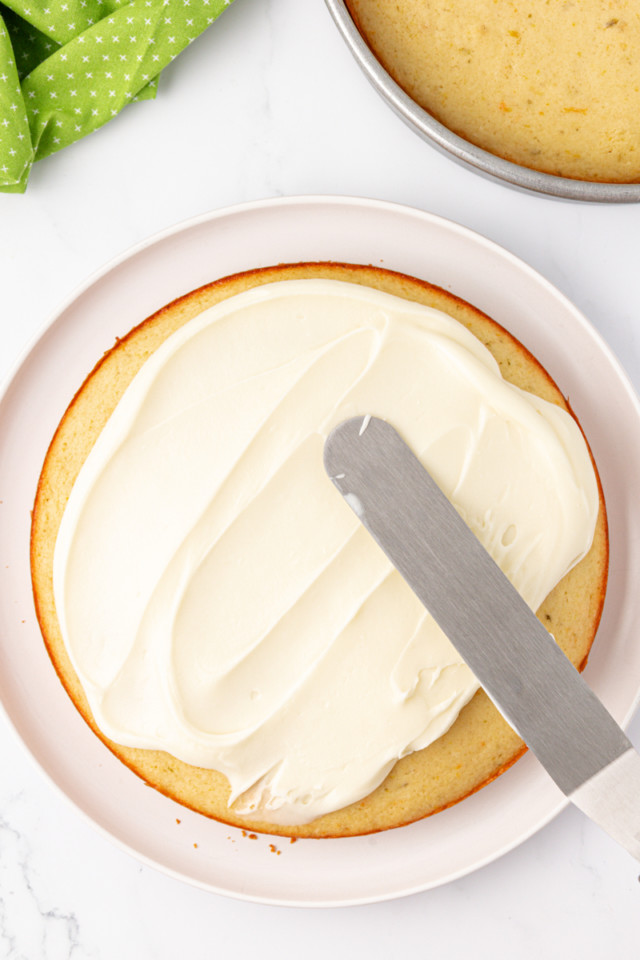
[0,0,235,192]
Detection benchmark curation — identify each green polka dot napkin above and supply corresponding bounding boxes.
[0,0,235,192]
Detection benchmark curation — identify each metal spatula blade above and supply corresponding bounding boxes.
[324,416,640,861]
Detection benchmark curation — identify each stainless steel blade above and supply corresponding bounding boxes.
[324,416,640,860]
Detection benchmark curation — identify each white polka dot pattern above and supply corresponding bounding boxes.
[0,0,235,191]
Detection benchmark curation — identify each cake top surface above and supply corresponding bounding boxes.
[52,279,599,826]
[348,0,640,182]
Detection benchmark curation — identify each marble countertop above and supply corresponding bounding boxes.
[1,1,639,956]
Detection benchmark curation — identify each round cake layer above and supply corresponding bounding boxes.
[346,0,640,183]
[31,262,608,838]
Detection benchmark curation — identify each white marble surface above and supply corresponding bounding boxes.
[1,0,640,955]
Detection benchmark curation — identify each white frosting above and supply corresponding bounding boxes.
[53,279,599,826]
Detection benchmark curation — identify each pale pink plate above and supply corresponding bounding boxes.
[1,196,639,906]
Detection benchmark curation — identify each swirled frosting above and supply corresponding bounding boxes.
[53,279,598,825]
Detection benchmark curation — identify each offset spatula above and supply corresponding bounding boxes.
[324,416,640,861]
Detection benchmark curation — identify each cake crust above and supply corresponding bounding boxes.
[31,262,608,838]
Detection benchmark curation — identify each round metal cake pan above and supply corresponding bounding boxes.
[326,0,640,203]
